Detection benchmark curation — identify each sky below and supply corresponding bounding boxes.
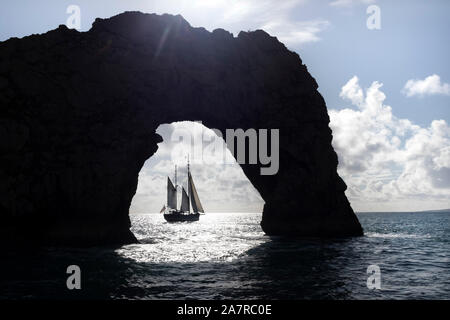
[1,0,449,212]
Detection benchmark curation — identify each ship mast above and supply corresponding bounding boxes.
[187,154,190,177]
[187,155,190,213]
[174,165,177,187]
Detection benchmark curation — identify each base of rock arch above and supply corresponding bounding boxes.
[0,12,363,246]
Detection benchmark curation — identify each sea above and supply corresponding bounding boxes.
[0,211,449,300]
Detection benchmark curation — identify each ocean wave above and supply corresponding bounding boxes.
[366,232,431,239]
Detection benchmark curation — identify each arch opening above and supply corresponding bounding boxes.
[130,121,265,220]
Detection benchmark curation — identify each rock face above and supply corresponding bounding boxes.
[0,12,363,246]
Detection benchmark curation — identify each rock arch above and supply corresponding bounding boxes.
[0,12,362,245]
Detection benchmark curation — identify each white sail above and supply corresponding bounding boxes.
[167,177,177,209]
[188,172,204,213]
[180,187,190,212]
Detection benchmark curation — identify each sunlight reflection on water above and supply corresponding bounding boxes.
[118,213,266,263]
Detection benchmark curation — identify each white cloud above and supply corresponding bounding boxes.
[329,0,375,7]
[340,75,364,106]
[330,76,450,211]
[145,0,328,46]
[402,74,450,97]
[262,19,330,45]
[206,0,329,46]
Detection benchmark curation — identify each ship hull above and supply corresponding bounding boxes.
[163,211,200,222]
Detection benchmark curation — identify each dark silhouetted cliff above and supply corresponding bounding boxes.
[0,12,363,245]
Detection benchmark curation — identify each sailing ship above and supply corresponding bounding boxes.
[162,158,204,222]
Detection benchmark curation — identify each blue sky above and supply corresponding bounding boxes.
[1,0,449,212]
